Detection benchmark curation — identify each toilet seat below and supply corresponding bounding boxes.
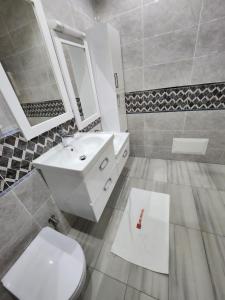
[1,227,86,300]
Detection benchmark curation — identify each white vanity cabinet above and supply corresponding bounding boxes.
[33,132,129,222]
[87,23,127,132]
[37,140,116,222]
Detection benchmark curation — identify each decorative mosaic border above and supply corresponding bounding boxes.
[76,98,84,117]
[0,117,101,192]
[125,82,225,114]
[21,99,65,118]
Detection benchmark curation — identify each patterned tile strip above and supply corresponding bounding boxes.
[0,117,101,193]
[21,99,65,117]
[125,83,225,114]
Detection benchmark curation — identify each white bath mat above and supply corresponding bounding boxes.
[111,188,170,274]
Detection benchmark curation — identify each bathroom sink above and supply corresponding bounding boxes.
[32,131,129,222]
[73,135,106,153]
[33,132,114,175]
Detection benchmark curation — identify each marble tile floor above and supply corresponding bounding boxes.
[68,157,225,300]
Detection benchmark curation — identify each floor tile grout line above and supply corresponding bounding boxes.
[90,268,128,287]
[125,173,225,192]
[74,215,225,240]
[201,231,218,300]
[125,284,160,300]
[90,267,161,300]
[201,230,225,239]
[170,223,225,238]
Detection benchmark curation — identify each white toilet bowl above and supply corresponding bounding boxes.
[1,227,86,300]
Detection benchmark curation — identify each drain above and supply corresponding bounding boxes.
[80,155,87,161]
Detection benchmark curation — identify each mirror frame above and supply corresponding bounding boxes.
[0,0,73,140]
[53,37,100,130]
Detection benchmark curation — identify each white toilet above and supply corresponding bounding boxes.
[1,227,86,300]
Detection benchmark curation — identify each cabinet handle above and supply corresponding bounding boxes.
[114,73,119,88]
[117,94,120,107]
[99,158,109,171]
[103,178,112,191]
[123,149,128,158]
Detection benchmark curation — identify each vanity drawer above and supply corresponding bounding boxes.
[116,140,129,176]
[85,143,115,203]
[91,166,117,221]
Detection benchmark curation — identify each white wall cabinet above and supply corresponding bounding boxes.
[87,23,127,132]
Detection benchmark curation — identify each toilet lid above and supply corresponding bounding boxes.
[1,227,86,300]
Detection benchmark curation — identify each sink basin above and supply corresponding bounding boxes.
[33,132,114,175]
[72,135,106,155]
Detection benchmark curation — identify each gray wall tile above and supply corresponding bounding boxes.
[144,112,186,131]
[94,0,141,22]
[144,60,192,90]
[41,0,74,27]
[0,34,14,58]
[0,220,39,278]
[130,130,145,145]
[184,110,225,131]
[0,190,32,247]
[122,41,143,69]
[34,197,70,234]
[94,0,225,91]
[72,9,95,32]
[0,16,9,38]
[124,68,143,92]
[144,28,197,66]
[192,148,224,164]
[10,22,41,54]
[195,18,225,57]
[144,130,182,147]
[201,0,225,23]
[70,0,95,19]
[0,0,34,33]
[127,114,144,130]
[191,52,225,84]
[128,110,225,164]
[144,145,174,160]
[130,144,145,157]
[14,170,51,215]
[181,130,225,149]
[109,8,142,45]
[143,0,201,37]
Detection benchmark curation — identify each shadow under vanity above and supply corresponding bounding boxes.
[0,0,128,299]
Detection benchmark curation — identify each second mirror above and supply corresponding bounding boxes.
[54,37,100,129]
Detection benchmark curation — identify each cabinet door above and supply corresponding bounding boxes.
[109,26,125,93]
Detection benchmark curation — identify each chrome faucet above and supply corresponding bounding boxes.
[59,128,74,148]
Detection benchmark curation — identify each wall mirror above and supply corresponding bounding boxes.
[53,35,100,130]
[0,0,73,140]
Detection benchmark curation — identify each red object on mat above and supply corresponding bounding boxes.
[136,209,144,229]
